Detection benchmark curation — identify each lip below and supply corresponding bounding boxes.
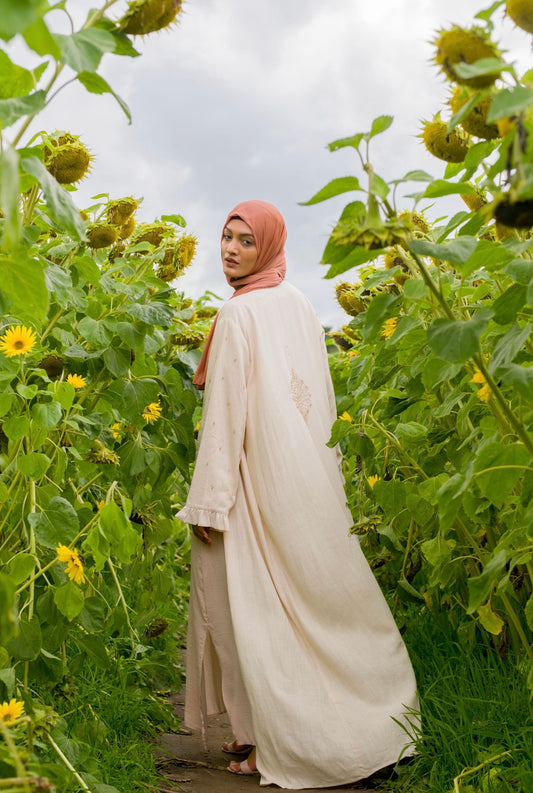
[225,258,238,266]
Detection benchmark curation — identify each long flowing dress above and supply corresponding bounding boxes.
[177,281,419,789]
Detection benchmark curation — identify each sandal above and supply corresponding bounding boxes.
[227,759,259,776]
[221,740,253,756]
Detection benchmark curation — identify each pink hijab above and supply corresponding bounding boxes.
[192,200,287,389]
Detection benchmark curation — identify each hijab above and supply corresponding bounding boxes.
[192,200,287,389]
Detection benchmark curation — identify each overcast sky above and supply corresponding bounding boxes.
[8,0,532,327]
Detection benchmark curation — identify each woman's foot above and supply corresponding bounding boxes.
[221,739,253,756]
[227,748,258,776]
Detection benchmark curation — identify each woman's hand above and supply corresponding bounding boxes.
[192,525,212,545]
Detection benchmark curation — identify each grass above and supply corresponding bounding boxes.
[379,611,533,793]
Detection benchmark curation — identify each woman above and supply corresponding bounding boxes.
[177,200,419,789]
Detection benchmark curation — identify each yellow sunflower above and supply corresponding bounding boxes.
[471,369,492,402]
[381,318,398,340]
[142,401,162,423]
[339,411,353,423]
[56,544,85,585]
[367,475,380,489]
[67,373,86,389]
[0,325,37,358]
[0,699,24,725]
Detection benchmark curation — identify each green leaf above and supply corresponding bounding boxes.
[454,57,508,81]
[28,496,79,549]
[0,393,13,417]
[7,552,35,585]
[467,550,508,612]
[460,239,515,277]
[409,236,478,265]
[17,383,38,399]
[0,572,18,642]
[75,634,109,669]
[17,451,50,479]
[423,180,476,198]
[79,596,107,633]
[161,213,186,227]
[98,502,139,564]
[372,479,406,519]
[0,147,22,248]
[53,28,116,72]
[77,71,131,123]
[299,177,362,206]
[103,346,131,377]
[491,283,527,325]
[54,581,84,621]
[50,382,75,412]
[328,133,365,152]
[487,85,533,121]
[31,401,62,430]
[362,292,398,339]
[0,90,46,130]
[422,533,454,567]
[21,156,86,240]
[77,316,113,346]
[474,442,531,507]
[22,17,61,58]
[490,323,532,372]
[0,0,46,41]
[369,115,394,138]
[0,50,34,98]
[128,301,174,327]
[324,244,383,278]
[6,614,41,660]
[497,363,533,403]
[427,311,492,363]
[477,602,504,635]
[0,667,16,699]
[2,415,30,441]
[422,358,462,390]
[0,250,49,320]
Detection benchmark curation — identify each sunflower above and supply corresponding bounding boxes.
[0,325,37,358]
[381,317,398,340]
[142,401,162,423]
[339,411,353,423]
[0,699,24,725]
[67,373,86,389]
[367,475,380,489]
[471,369,492,402]
[56,544,85,584]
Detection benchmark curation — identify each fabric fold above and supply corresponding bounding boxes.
[176,505,230,534]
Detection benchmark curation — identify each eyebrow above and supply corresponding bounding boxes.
[224,226,255,240]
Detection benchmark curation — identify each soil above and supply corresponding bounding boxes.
[155,692,382,793]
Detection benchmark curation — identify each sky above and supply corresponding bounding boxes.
[6,0,532,328]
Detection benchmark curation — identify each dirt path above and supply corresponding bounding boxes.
[155,693,379,793]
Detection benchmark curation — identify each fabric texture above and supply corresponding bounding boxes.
[178,282,420,789]
[193,199,286,389]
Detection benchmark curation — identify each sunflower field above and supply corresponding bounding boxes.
[302,2,533,789]
[0,1,215,790]
[1,0,533,791]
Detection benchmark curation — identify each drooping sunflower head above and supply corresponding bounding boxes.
[421,117,469,163]
[133,222,173,247]
[433,26,501,88]
[106,197,139,226]
[449,88,500,140]
[116,215,136,240]
[176,234,198,269]
[43,132,93,184]
[335,282,368,316]
[460,189,488,212]
[170,328,206,348]
[398,210,431,235]
[38,353,64,378]
[0,324,37,358]
[119,0,183,35]
[88,440,120,465]
[506,0,533,34]
[87,223,118,249]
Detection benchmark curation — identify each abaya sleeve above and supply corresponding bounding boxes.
[177,309,250,532]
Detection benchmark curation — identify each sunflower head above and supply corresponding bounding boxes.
[133,222,173,247]
[67,373,86,389]
[88,440,120,464]
[170,329,206,348]
[142,401,162,423]
[433,26,501,88]
[0,699,25,725]
[120,0,183,34]
[116,215,136,240]
[461,189,487,212]
[107,197,139,225]
[398,210,431,235]
[0,324,37,358]
[421,117,469,163]
[38,353,64,378]
[449,88,500,140]
[506,0,533,34]
[43,132,92,184]
[87,223,118,249]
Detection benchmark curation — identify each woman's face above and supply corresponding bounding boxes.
[221,218,258,280]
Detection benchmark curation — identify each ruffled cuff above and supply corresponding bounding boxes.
[176,504,230,533]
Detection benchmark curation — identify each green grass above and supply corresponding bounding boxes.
[380,611,533,793]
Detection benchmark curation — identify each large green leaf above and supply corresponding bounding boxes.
[53,28,116,72]
[6,614,41,660]
[325,245,383,279]
[0,0,47,41]
[497,363,533,403]
[0,90,46,130]
[17,451,50,479]
[487,85,533,121]
[22,17,61,58]
[128,301,174,326]
[423,180,476,198]
[7,553,36,585]
[427,311,492,363]
[467,549,508,612]
[490,323,532,372]
[0,249,49,319]
[474,442,531,508]
[491,283,527,325]
[299,177,362,206]
[98,502,139,564]
[31,401,62,430]
[409,237,478,265]
[54,581,84,621]
[0,572,18,642]
[21,156,86,240]
[0,50,34,98]
[77,71,131,123]
[28,496,80,549]
[0,147,21,248]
